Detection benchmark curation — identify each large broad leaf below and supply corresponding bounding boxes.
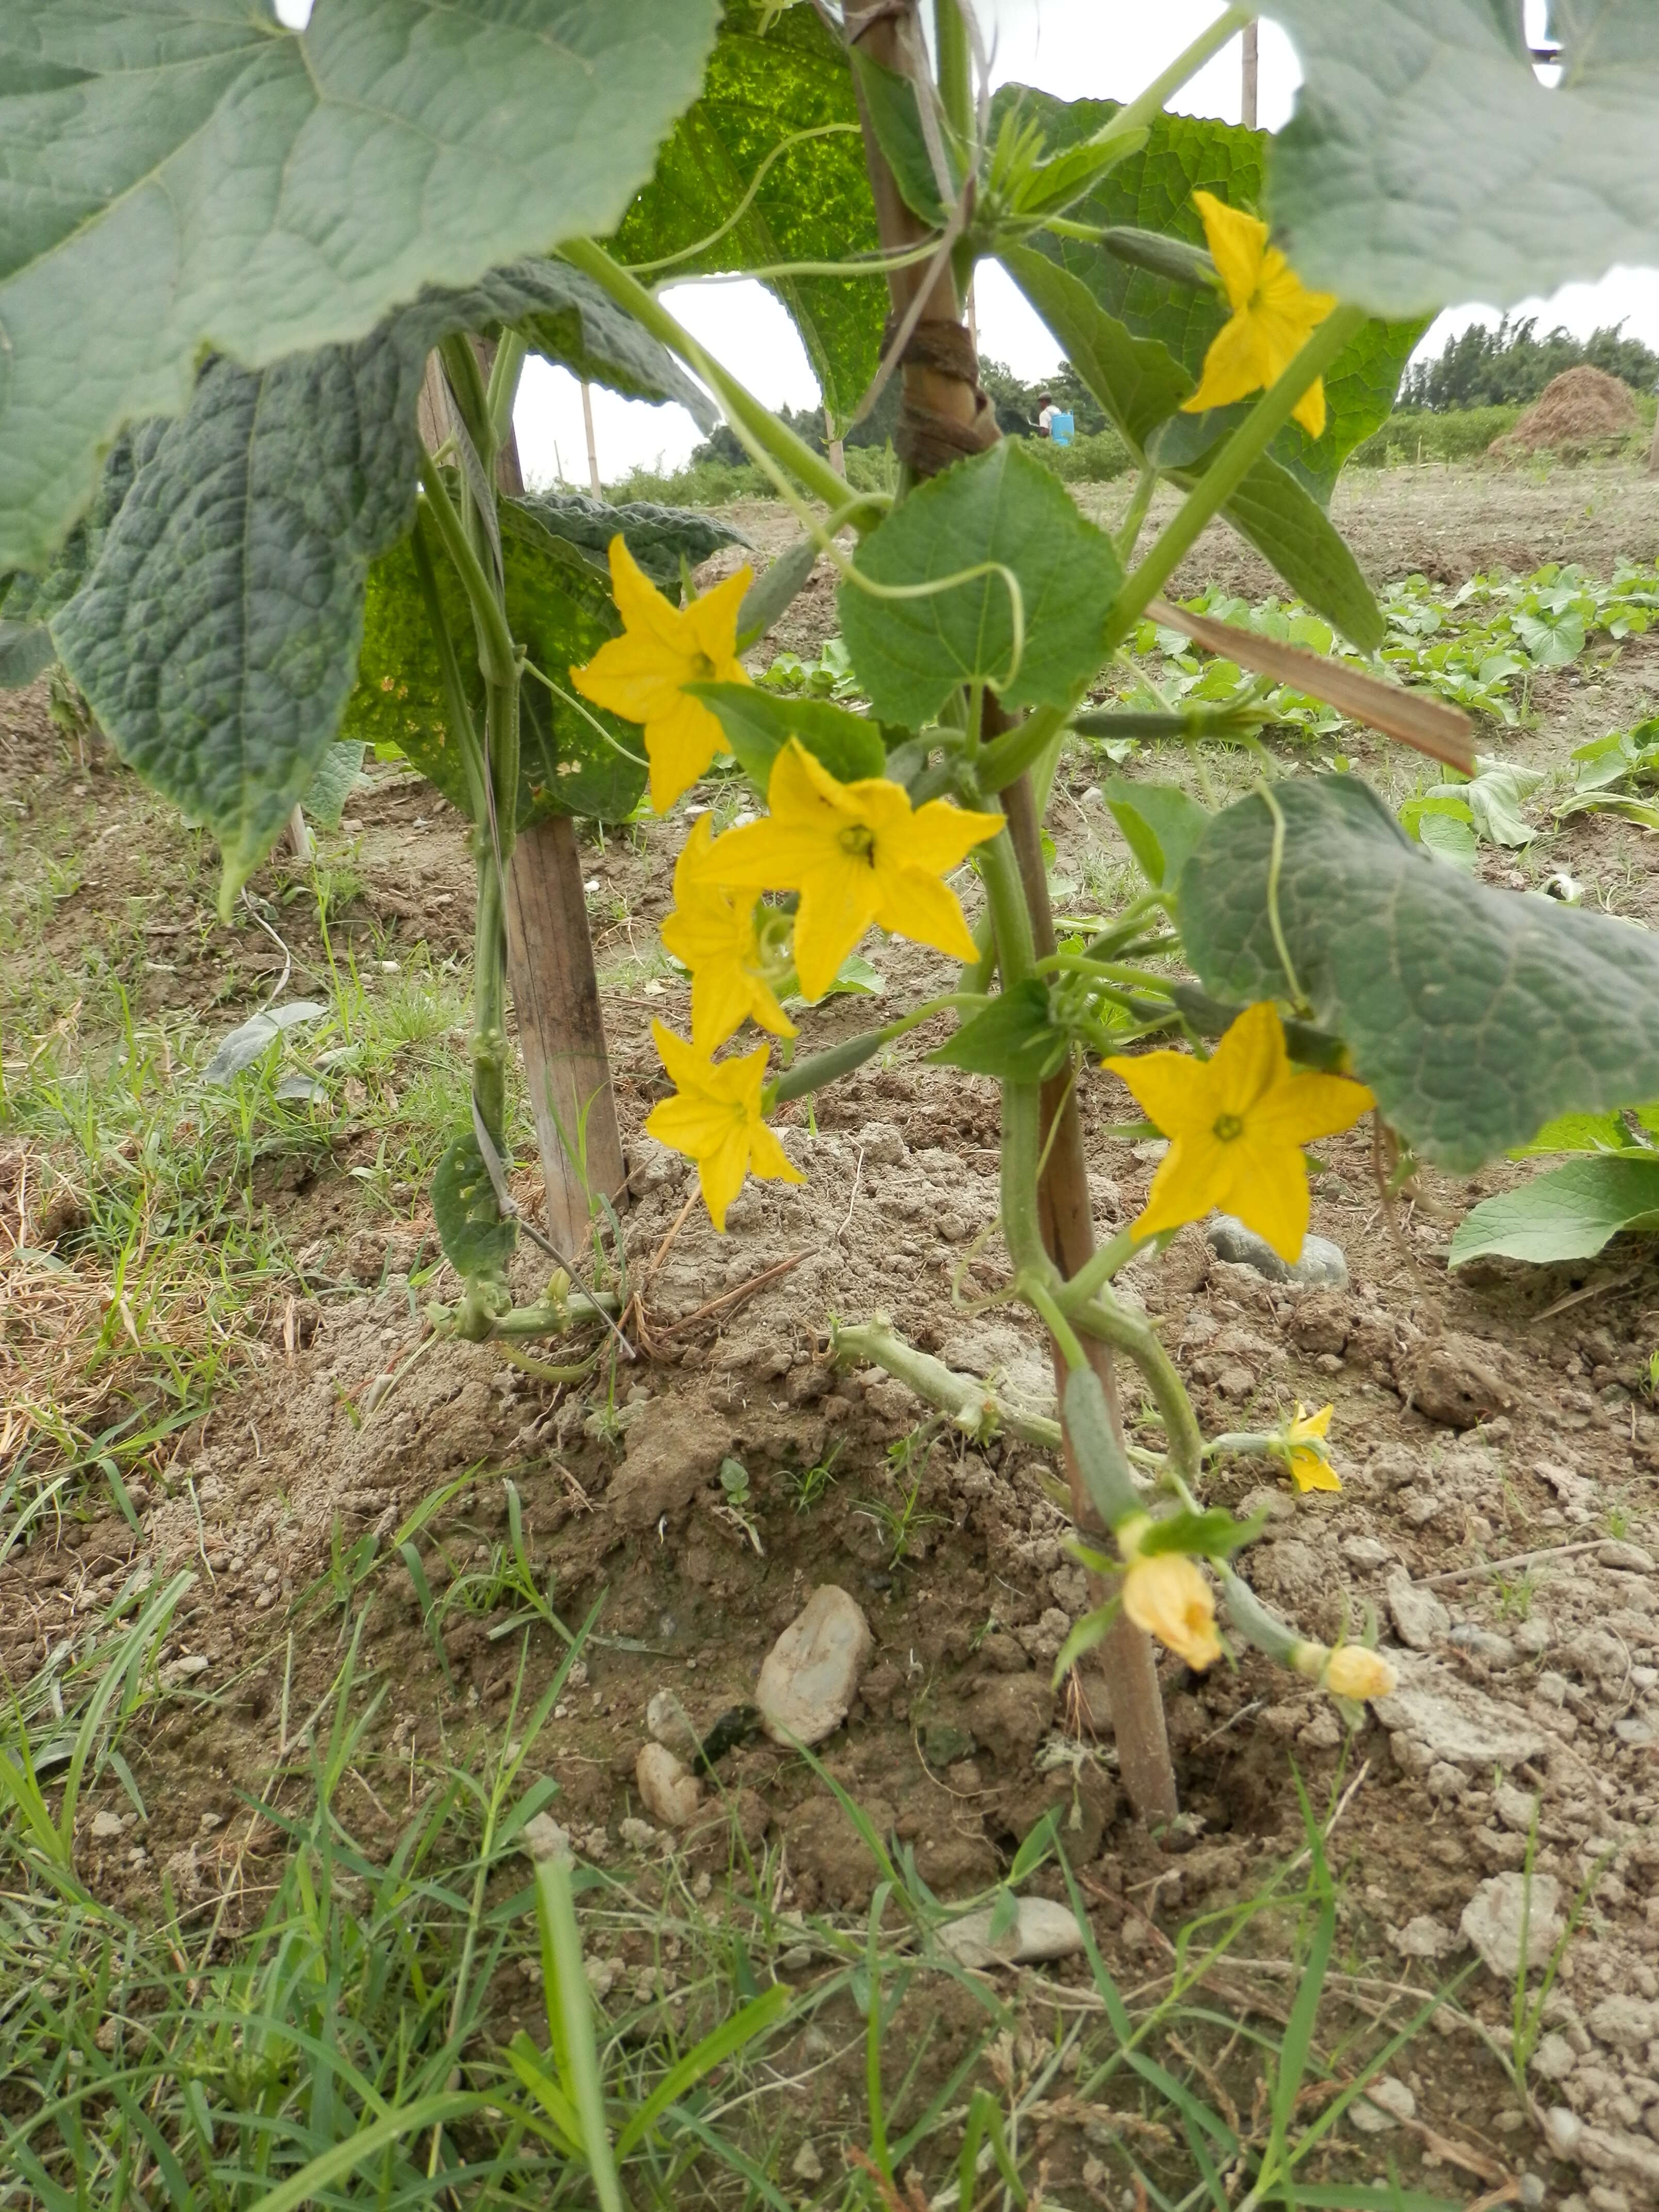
[611,0,883,426]
[519,491,749,587]
[998,245,1192,453]
[1450,1158,1659,1268]
[52,263,676,905]
[1101,778,1210,892]
[0,622,54,692]
[1178,773,1659,1172]
[1264,0,1659,314]
[838,441,1122,726]
[2,423,169,633]
[0,0,722,572]
[930,981,1071,1083]
[345,501,645,827]
[997,87,1422,502]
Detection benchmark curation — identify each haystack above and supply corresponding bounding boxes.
[1489,364,1639,454]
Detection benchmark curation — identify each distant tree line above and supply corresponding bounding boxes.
[1401,315,1659,411]
[689,354,1103,467]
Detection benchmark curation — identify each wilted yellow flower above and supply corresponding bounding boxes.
[570,537,753,812]
[1104,1001,1372,1263]
[1285,1402,1340,1494]
[705,739,1003,1001]
[662,816,796,1052]
[1182,189,1338,439]
[1322,1646,1398,1702]
[642,1021,804,1232]
[1122,1549,1222,1672]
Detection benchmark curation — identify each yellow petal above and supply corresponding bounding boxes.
[1212,1128,1311,1262]
[792,852,881,1001]
[879,791,1005,875]
[1249,1068,1374,1147]
[1123,1553,1222,1670]
[1323,1646,1396,1700]
[1290,1402,1333,1444]
[871,865,982,967]
[571,630,690,725]
[683,563,754,665]
[607,534,687,654]
[1208,1000,1290,1117]
[1191,189,1267,312]
[645,1087,738,1161]
[643,690,727,812]
[1133,1127,1236,1240]
[1289,1446,1342,1494]
[1182,305,1276,414]
[649,1018,712,1096]
[748,1120,807,1188]
[1103,1045,1219,1143]
[697,1127,751,1233]
[1292,377,1327,440]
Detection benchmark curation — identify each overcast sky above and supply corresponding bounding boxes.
[515,0,1659,488]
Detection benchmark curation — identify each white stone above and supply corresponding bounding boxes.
[519,1813,571,1863]
[1386,1569,1450,1651]
[646,1689,701,1764]
[1494,1782,1540,1835]
[939,1897,1087,1970]
[791,2143,824,2183]
[1543,2106,1583,2159]
[90,1810,125,1842]
[1393,1914,1456,1961]
[1350,2075,1416,2133]
[757,1586,873,1747]
[1460,1873,1563,1979]
[1589,1995,1659,2052]
[1532,2031,1578,2081]
[1374,1657,1548,1767]
[635,1745,703,1829]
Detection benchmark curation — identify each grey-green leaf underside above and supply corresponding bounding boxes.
[1264,0,1659,316]
[52,262,685,905]
[1178,774,1659,1171]
[0,0,722,571]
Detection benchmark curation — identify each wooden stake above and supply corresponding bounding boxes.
[581,380,602,495]
[505,812,627,1254]
[1241,19,1259,129]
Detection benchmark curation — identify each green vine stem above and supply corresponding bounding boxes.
[831,1319,1063,1450]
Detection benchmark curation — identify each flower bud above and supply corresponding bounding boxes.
[1123,1553,1222,1671]
[1322,1646,1398,1702]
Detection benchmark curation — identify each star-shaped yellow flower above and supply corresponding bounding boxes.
[570,537,754,814]
[661,816,796,1053]
[704,740,1004,1001]
[643,1021,803,1232]
[1105,1001,1372,1263]
[1182,189,1338,440]
[1284,1401,1340,1494]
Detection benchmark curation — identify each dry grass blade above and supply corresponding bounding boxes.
[1145,595,1476,772]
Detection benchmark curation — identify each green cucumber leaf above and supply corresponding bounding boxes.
[997,245,1192,452]
[0,621,55,692]
[1450,1157,1659,1268]
[1179,773,1659,1171]
[432,1135,517,1281]
[1264,0,1659,315]
[850,49,956,226]
[839,441,1122,725]
[516,491,749,588]
[1197,456,1385,652]
[685,682,887,793]
[930,981,1071,1083]
[54,263,666,907]
[345,500,645,829]
[1509,1111,1642,1160]
[302,743,369,833]
[1102,778,1210,891]
[0,0,722,572]
[1137,1507,1263,1561]
[612,0,883,426]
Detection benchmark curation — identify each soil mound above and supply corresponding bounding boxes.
[1490,364,1639,453]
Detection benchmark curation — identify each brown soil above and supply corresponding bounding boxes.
[1492,366,1641,456]
[9,461,1659,2199]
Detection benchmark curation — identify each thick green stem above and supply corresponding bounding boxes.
[932,0,973,146]
[559,239,869,522]
[438,331,495,466]
[410,514,490,828]
[1061,1227,1143,1309]
[486,332,528,452]
[1093,6,1253,149]
[1072,1295,1204,1486]
[472,841,509,1152]
[1114,463,1159,564]
[833,1319,1062,1449]
[1103,303,1367,652]
[973,701,1070,796]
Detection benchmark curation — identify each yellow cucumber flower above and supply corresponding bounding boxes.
[570,536,754,814]
[1284,1401,1340,1493]
[662,816,796,1052]
[705,739,1004,1001]
[1322,1645,1399,1702]
[642,1020,804,1232]
[1104,1001,1372,1264]
[1182,189,1338,440]
[1117,1522,1222,1672]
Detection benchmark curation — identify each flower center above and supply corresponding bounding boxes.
[1212,1111,1244,1143]
[689,651,717,679]
[837,822,876,866]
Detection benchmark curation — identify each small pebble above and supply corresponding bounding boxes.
[1205,1214,1347,1285]
[1349,2075,1415,2133]
[635,1746,703,1829]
